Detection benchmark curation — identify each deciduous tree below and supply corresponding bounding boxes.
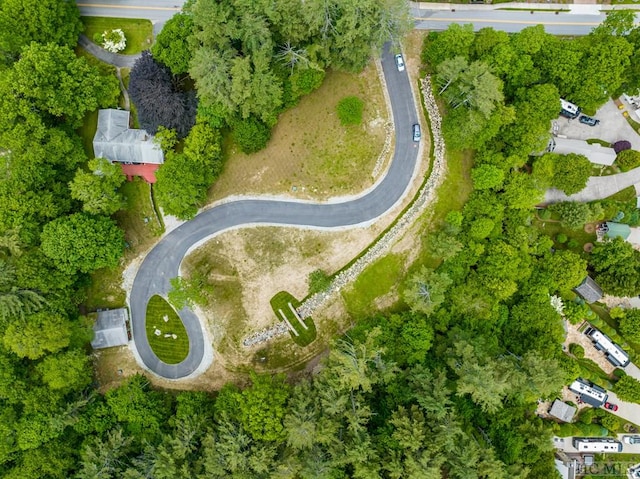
[3,312,70,359]
[151,13,195,75]
[70,158,126,215]
[620,309,640,343]
[6,43,119,127]
[533,153,591,194]
[403,266,452,316]
[36,349,92,392]
[129,51,197,137]
[0,0,82,62]
[237,372,290,442]
[40,213,125,274]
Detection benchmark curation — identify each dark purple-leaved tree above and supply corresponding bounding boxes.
[129,50,197,138]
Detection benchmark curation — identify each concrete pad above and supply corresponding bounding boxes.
[568,4,602,14]
[545,167,640,203]
[628,228,640,246]
[554,100,640,151]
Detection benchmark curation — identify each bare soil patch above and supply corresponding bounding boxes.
[207,64,388,202]
[182,226,390,367]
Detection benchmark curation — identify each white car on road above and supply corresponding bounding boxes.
[395,54,405,72]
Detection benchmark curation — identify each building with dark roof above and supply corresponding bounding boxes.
[574,276,603,304]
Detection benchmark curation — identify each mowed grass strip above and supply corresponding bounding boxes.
[81,17,153,55]
[341,254,405,318]
[270,291,317,347]
[145,295,189,364]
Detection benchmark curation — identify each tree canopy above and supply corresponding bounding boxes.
[69,158,126,215]
[0,0,83,63]
[129,51,198,137]
[3,43,119,128]
[40,213,125,274]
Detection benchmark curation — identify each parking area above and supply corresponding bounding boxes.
[554,433,640,454]
[555,99,640,151]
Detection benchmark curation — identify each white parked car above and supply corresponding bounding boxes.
[624,435,640,444]
[394,54,405,72]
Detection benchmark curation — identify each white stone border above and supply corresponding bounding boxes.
[242,75,447,347]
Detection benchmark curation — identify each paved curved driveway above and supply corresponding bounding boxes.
[131,44,421,379]
[78,35,141,67]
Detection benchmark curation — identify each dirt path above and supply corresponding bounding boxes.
[115,67,130,111]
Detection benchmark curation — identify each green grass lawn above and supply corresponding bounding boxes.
[145,295,189,364]
[83,266,127,311]
[82,17,153,55]
[77,109,98,157]
[84,180,163,311]
[341,254,405,318]
[533,216,596,255]
[270,291,317,347]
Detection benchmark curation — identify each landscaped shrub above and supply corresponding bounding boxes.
[232,116,272,154]
[569,343,585,359]
[549,202,597,230]
[538,208,552,220]
[556,233,568,244]
[620,308,640,343]
[616,149,640,172]
[337,96,364,125]
[613,140,631,154]
[102,29,126,53]
[567,239,580,249]
[563,300,590,325]
[578,407,594,424]
[599,411,622,433]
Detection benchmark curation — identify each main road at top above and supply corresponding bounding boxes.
[414,9,605,35]
[77,0,182,26]
[77,1,614,35]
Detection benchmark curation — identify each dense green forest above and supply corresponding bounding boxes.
[1,0,640,476]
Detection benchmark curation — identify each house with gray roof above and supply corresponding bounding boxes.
[549,399,577,423]
[93,109,163,165]
[91,308,130,349]
[603,222,631,240]
[574,276,603,304]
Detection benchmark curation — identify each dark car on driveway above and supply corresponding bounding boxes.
[579,115,600,126]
